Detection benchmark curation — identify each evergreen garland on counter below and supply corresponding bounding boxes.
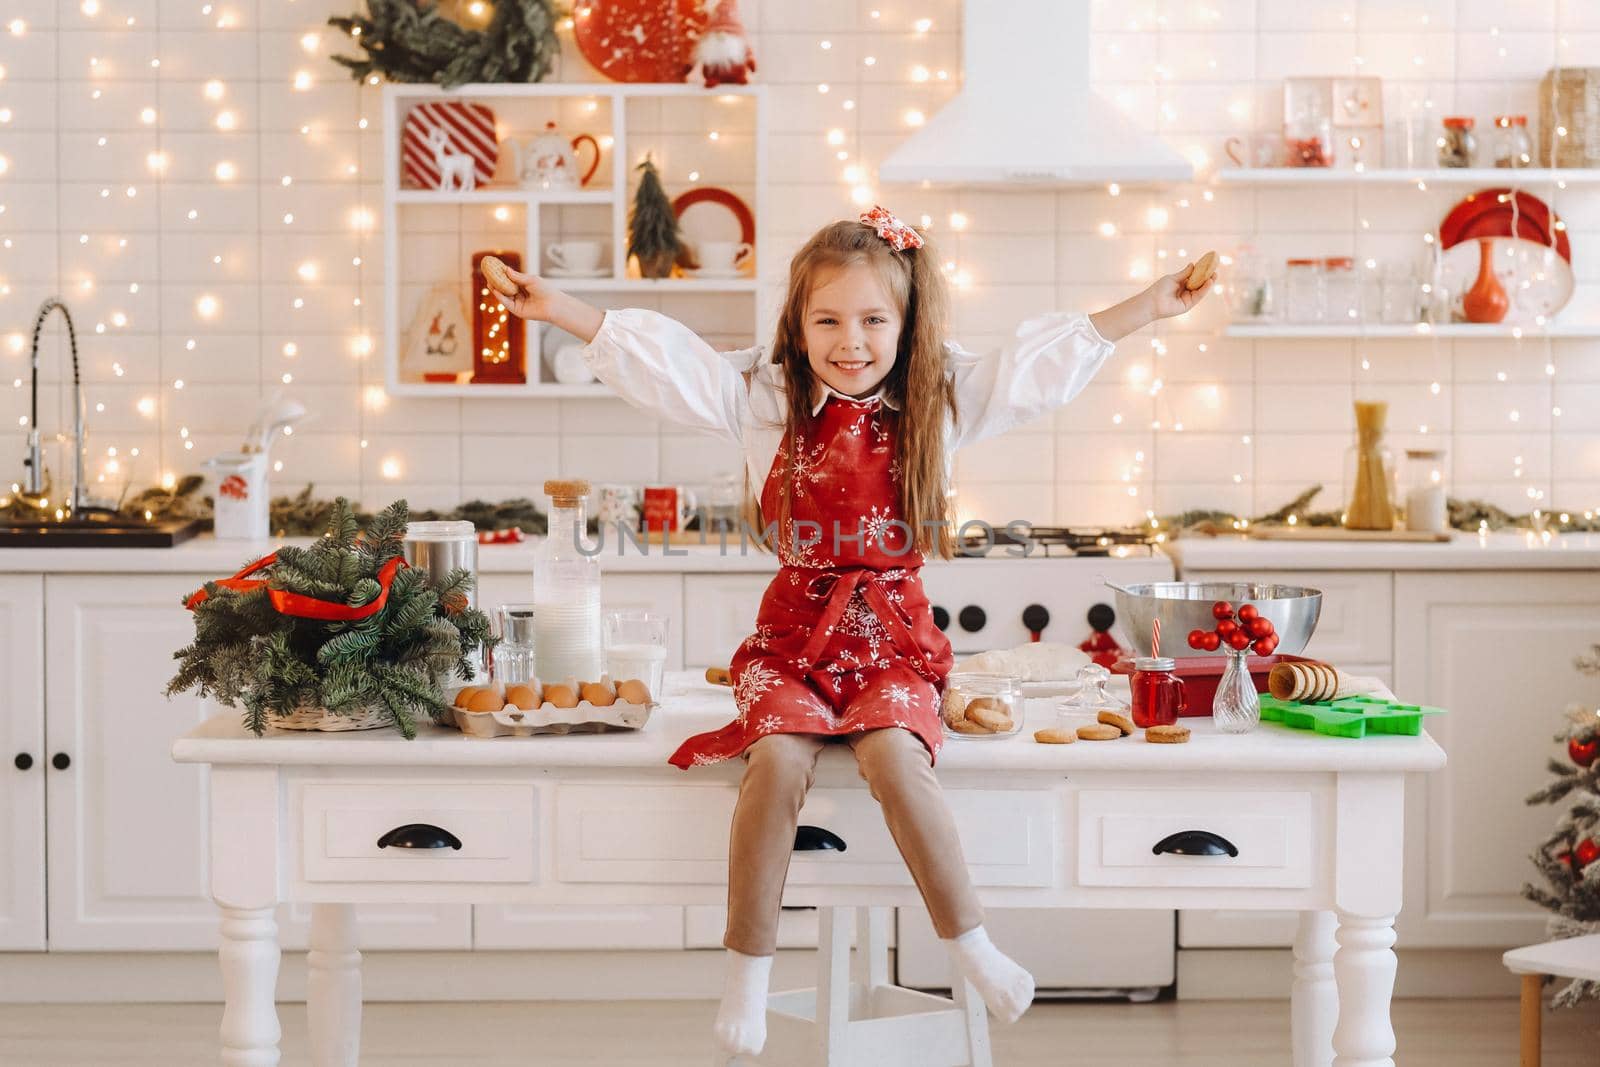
[328,0,560,87]
[166,498,495,738]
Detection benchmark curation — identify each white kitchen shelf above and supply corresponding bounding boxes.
[1225,323,1600,339]
[386,382,612,398]
[382,82,768,398]
[1215,167,1600,187]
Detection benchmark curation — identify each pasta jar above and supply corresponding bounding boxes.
[1131,657,1186,729]
[1285,258,1325,323]
[1322,257,1361,323]
[1438,117,1477,168]
[941,673,1023,739]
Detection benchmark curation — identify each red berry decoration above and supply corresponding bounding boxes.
[1237,604,1259,623]
[1577,838,1600,870]
[1569,736,1599,768]
[1246,617,1274,639]
[1226,630,1253,651]
[1200,632,1222,652]
[1212,601,1235,620]
[1187,628,1209,650]
[1253,634,1280,656]
[1216,618,1240,639]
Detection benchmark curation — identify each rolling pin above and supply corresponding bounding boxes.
[705,665,732,687]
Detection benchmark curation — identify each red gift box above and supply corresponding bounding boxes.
[1112,653,1316,717]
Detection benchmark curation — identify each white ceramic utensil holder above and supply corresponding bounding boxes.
[205,451,270,540]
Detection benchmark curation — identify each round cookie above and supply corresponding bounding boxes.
[1097,709,1135,735]
[1145,724,1191,744]
[1077,723,1122,741]
[949,718,994,735]
[1185,250,1218,291]
[1033,727,1077,745]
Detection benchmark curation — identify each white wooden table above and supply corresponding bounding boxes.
[173,673,1445,1067]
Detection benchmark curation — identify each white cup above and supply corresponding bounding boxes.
[546,241,603,273]
[698,241,752,274]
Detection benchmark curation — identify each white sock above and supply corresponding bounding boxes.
[714,949,772,1058]
[945,925,1035,1024]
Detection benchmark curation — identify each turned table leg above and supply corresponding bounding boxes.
[1331,911,1398,1067]
[308,903,362,1067]
[1520,973,1543,1067]
[1292,910,1338,1067]
[219,906,282,1067]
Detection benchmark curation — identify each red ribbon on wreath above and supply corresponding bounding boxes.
[184,553,408,621]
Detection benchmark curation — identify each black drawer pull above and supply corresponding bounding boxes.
[1152,830,1238,858]
[793,825,847,853]
[14,753,32,771]
[376,823,462,851]
[52,753,70,771]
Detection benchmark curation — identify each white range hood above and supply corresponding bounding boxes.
[878,0,1193,187]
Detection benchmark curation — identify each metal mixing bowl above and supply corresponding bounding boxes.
[1109,581,1322,660]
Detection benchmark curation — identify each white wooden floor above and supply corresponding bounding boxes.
[1,998,1598,1065]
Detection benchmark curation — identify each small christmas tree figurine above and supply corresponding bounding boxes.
[628,156,685,279]
[1521,644,1600,1007]
[167,498,494,739]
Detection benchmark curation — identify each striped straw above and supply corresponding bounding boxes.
[1151,618,1161,658]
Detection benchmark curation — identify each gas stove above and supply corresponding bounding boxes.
[959,523,1162,559]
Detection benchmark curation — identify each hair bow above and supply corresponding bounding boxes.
[860,205,923,251]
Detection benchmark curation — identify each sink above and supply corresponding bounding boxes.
[0,515,205,548]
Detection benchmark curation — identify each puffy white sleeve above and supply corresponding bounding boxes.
[946,312,1116,450]
[581,308,750,444]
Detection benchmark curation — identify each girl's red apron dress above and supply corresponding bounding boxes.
[668,393,954,769]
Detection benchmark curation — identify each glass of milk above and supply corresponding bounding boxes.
[603,610,669,701]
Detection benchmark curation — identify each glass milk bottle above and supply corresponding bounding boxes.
[533,479,604,685]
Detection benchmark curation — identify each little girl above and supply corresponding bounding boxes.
[495,207,1211,1058]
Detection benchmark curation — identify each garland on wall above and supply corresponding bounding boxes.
[328,0,560,87]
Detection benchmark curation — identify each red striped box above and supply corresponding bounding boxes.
[400,101,500,190]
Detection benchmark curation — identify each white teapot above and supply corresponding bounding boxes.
[510,121,601,191]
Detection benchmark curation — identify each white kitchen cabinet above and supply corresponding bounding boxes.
[40,574,468,952]
[682,574,772,668]
[1393,570,1600,949]
[0,575,45,951]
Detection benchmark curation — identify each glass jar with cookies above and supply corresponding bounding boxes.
[941,673,1023,740]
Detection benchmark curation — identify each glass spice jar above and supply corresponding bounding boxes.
[1492,115,1533,168]
[1438,116,1477,168]
[1286,258,1325,323]
[1131,657,1186,729]
[1322,257,1361,323]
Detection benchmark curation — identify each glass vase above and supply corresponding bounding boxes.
[1212,648,1260,734]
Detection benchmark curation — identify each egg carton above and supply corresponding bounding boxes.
[448,699,654,737]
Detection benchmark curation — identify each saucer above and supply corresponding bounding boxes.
[545,267,609,278]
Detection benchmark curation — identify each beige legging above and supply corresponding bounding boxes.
[723,728,984,957]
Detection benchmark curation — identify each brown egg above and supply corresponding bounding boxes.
[504,684,540,710]
[543,683,579,709]
[616,678,651,706]
[580,681,617,706]
[453,686,483,708]
[465,687,505,713]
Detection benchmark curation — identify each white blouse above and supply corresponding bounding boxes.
[580,307,1117,495]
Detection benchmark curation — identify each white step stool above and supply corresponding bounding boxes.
[1502,933,1600,1067]
[734,906,992,1067]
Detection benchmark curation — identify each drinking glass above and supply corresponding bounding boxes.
[604,610,669,700]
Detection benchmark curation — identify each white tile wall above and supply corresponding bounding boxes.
[2,0,1598,523]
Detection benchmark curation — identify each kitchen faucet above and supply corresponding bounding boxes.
[21,297,107,515]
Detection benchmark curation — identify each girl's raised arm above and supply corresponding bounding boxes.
[495,264,750,444]
[948,263,1213,450]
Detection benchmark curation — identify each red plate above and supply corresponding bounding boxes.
[672,186,755,247]
[573,0,706,83]
[1439,188,1570,262]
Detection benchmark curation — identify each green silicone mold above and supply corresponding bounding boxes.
[1258,693,1446,739]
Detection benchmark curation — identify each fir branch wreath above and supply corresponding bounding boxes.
[328,0,560,88]
[167,498,496,738]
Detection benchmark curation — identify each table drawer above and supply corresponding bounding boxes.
[295,780,538,885]
[1077,789,1314,890]
[558,783,1055,888]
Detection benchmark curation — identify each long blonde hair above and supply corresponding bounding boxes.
[748,218,957,559]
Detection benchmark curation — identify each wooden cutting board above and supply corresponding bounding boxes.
[1248,525,1452,543]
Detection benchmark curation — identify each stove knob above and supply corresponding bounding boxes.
[1021,604,1050,634]
[1087,602,1116,633]
[958,605,986,633]
[932,605,950,631]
